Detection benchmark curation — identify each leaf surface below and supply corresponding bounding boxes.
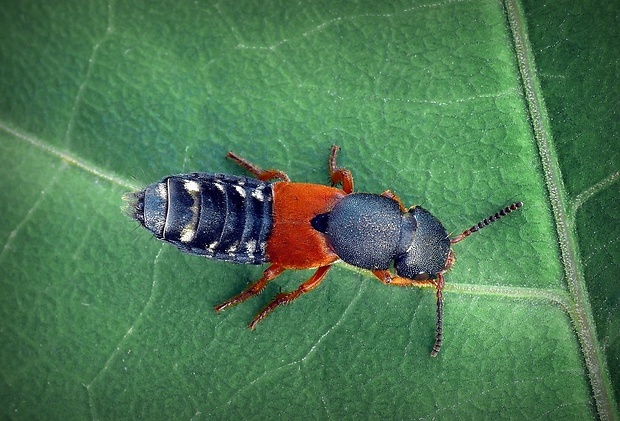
[1,0,617,419]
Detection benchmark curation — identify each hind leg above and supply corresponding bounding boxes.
[214,265,286,312]
[249,266,332,330]
[227,151,290,182]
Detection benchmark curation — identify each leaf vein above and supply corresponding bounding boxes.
[64,0,115,146]
[0,121,140,190]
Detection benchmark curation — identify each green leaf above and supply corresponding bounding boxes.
[1,0,618,419]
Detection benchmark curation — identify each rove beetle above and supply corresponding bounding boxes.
[126,145,522,356]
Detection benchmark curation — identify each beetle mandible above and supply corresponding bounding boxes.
[126,145,522,356]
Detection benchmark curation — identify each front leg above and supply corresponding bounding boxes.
[371,269,437,288]
[372,269,445,357]
[380,190,408,212]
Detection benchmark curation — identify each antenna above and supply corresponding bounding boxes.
[431,201,523,356]
[451,202,523,244]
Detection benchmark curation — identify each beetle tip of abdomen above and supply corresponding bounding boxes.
[121,189,146,224]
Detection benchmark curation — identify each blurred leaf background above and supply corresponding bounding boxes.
[0,0,618,419]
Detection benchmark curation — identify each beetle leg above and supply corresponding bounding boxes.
[372,269,445,357]
[380,190,408,213]
[249,265,332,330]
[371,269,436,288]
[227,151,291,182]
[329,145,354,194]
[214,265,286,312]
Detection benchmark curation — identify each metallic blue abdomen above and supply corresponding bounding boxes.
[131,173,273,264]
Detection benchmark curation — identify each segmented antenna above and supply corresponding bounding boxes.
[430,274,444,357]
[431,201,523,356]
[451,202,523,244]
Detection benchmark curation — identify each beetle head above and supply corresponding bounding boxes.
[395,201,523,357]
[394,207,451,280]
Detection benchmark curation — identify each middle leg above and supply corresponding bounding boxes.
[329,145,354,194]
[227,151,290,182]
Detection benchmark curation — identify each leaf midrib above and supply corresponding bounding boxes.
[505,0,616,418]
